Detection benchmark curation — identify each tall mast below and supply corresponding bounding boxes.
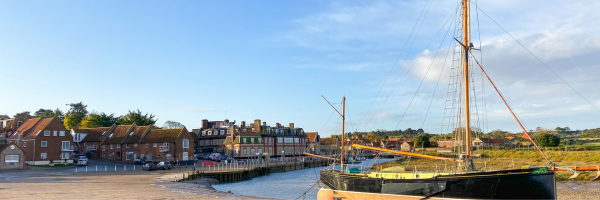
[462,0,472,158]
[341,96,345,171]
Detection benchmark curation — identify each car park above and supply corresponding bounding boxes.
[157,161,172,170]
[142,163,157,171]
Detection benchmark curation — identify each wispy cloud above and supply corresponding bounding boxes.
[178,107,218,113]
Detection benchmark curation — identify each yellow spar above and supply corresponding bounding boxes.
[351,144,462,163]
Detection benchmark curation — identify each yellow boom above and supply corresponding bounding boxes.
[303,152,340,161]
[351,144,461,162]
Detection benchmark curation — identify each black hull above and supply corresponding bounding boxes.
[320,168,556,199]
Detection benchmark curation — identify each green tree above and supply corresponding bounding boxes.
[13,111,31,118]
[118,109,157,126]
[64,102,89,129]
[367,132,378,142]
[80,112,119,128]
[413,134,431,148]
[163,120,184,129]
[34,109,55,118]
[53,108,64,122]
[535,133,560,147]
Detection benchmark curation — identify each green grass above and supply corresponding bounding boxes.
[35,163,73,167]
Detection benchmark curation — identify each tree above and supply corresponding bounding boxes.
[118,109,157,126]
[64,102,89,129]
[413,134,431,148]
[163,120,184,129]
[80,112,119,128]
[13,111,31,118]
[53,108,64,122]
[367,132,378,142]
[34,109,55,118]
[535,133,560,147]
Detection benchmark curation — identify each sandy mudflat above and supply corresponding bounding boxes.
[0,168,263,199]
[557,181,600,200]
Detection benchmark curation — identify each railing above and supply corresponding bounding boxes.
[62,146,75,151]
[159,145,169,152]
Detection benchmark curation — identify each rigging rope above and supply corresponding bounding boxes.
[395,8,459,130]
[356,0,434,131]
[360,0,436,131]
[474,3,600,114]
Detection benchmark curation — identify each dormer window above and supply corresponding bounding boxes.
[108,133,113,138]
[129,132,133,136]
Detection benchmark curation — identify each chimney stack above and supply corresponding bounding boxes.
[276,123,280,128]
[289,123,294,129]
[254,119,261,133]
[225,119,229,124]
[263,121,266,126]
[241,121,246,127]
[201,119,208,129]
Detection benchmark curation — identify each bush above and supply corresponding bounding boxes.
[535,133,560,147]
[413,134,431,148]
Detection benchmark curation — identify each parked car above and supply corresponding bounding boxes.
[142,163,157,171]
[208,153,221,160]
[74,155,87,163]
[157,161,172,170]
[134,159,145,165]
[76,158,88,166]
[218,156,234,162]
[203,154,210,160]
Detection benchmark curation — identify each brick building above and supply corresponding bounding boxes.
[71,126,112,158]
[8,117,73,165]
[137,128,195,163]
[0,117,26,139]
[99,125,134,161]
[198,119,309,158]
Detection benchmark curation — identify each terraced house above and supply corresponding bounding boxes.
[71,126,112,158]
[215,119,309,158]
[7,117,73,165]
[84,123,195,163]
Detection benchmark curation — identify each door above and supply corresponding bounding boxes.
[182,152,188,161]
[134,154,137,160]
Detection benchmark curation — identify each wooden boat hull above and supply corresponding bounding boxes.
[319,168,556,199]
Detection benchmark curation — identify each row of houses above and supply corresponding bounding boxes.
[193,119,317,158]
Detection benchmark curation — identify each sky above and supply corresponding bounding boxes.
[1,0,599,137]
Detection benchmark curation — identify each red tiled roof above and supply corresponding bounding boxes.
[9,118,42,139]
[103,125,133,144]
[80,127,111,142]
[478,138,506,144]
[142,128,185,143]
[305,132,318,143]
[122,126,150,144]
[25,118,54,139]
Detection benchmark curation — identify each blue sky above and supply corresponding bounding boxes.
[1,0,599,137]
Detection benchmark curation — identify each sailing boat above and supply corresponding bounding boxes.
[310,1,564,199]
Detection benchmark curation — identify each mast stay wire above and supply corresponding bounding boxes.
[356,0,434,131]
[359,0,436,131]
[473,3,600,114]
[473,0,489,134]
[363,3,460,132]
[421,4,461,130]
[395,7,460,130]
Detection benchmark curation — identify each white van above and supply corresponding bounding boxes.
[208,153,221,160]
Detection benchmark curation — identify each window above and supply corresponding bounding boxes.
[84,142,87,146]
[126,154,131,160]
[157,154,162,157]
[41,141,47,147]
[208,131,212,135]
[59,131,65,136]
[61,152,70,159]
[44,130,50,136]
[153,143,157,147]
[251,148,255,154]
[134,143,138,147]
[53,131,57,136]
[117,144,120,148]
[259,138,262,143]
[40,153,47,159]
[102,153,106,156]
[103,145,106,149]
[220,130,225,135]
[243,148,247,155]
[278,138,283,143]
[200,141,205,146]
[62,141,70,150]
[202,131,206,136]
[146,143,149,148]
[5,155,19,163]
[23,142,26,147]
[110,144,113,149]
[183,139,189,148]
[126,144,130,148]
